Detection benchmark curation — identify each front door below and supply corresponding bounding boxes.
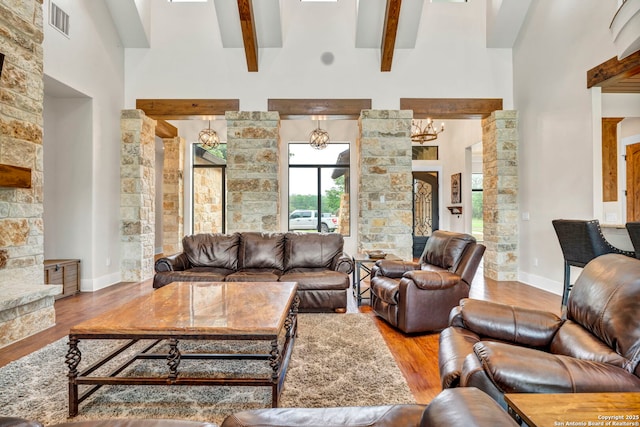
[627,142,640,221]
[413,172,439,259]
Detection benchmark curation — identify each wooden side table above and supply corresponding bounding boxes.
[44,259,80,299]
[505,392,640,427]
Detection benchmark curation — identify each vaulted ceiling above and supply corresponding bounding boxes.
[104,0,532,72]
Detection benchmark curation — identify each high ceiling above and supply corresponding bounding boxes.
[104,0,533,72]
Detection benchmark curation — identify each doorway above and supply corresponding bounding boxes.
[412,172,439,258]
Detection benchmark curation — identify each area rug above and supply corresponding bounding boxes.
[0,314,415,426]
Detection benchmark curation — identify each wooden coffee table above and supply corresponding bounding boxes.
[66,281,299,416]
[505,392,640,427]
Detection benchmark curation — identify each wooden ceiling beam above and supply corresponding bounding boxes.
[400,98,504,119]
[587,50,640,92]
[381,0,402,72]
[268,99,372,119]
[155,119,178,139]
[238,0,259,72]
[136,99,240,120]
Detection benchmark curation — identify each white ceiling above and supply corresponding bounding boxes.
[104,0,532,69]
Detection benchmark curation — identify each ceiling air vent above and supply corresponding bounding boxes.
[49,1,70,37]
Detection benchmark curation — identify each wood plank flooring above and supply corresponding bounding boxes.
[0,271,561,405]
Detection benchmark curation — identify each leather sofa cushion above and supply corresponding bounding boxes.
[280,269,349,290]
[239,232,285,270]
[419,231,475,271]
[567,253,640,366]
[551,320,630,369]
[221,405,426,427]
[154,268,232,287]
[284,232,343,270]
[225,269,281,282]
[183,233,240,270]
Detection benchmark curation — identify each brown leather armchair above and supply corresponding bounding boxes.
[370,230,486,334]
[439,253,640,408]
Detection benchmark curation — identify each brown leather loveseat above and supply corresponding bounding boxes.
[153,232,354,312]
[438,253,640,408]
[370,230,485,333]
[0,387,519,427]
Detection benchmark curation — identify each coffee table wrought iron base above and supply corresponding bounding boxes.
[65,282,299,417]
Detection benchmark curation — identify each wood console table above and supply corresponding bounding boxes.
[505,392,640,427]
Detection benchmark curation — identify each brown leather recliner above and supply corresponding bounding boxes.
[369,230,486,334]
[439,253,640,408]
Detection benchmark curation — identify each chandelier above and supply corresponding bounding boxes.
[309,120,330,150]
[198,120,220,149]
[411,118,445,144]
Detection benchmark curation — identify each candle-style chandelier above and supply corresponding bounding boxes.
[411,118,445,144]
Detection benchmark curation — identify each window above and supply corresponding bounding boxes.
[288,143,350,235]
[471,173,483,241]
[192,143,226,234]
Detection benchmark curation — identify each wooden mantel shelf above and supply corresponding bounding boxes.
[0,164,31,188]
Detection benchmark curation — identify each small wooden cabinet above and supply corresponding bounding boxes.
[44,259,80,299]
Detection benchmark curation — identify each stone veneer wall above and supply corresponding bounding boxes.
[358,110,413,261]
[225,112,280,232]
[193,167,223,234]
[0,0,60,348]
[0,0,44,287]
[120,110,156,281]
[482,110,519,280]
[162,136,184,255]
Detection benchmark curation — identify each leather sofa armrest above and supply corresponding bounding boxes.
[402,270,460,290]
[456,298,563,347]
[421,388,519,427]
[334,252,354,274]
[466,341,640,393]
[154,252,190,272]
[373,260,420,278]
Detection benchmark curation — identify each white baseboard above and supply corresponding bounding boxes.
[80,271,122,292]
[518,270,562,296]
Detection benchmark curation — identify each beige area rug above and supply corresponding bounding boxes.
[0,313,415,426]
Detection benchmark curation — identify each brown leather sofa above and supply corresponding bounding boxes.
[0,388,519,427]
[439,253,640,408]
[369,230,485,333]
[153,232,354,312]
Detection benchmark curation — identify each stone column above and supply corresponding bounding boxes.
[120,110,156,282]
[358,110,413,261]
[482,110,519,281]
[225,112,280,232]
[0,0,45,288]
[162,136,184,255]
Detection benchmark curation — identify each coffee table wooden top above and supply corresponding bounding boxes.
[70,281,297,337]
[505,392,640,427]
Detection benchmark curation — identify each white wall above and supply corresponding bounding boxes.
[514,0,622,294]
[43,0,125,290]
[124,1,513,110]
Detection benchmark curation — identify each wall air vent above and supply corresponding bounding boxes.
[49,1,70,37]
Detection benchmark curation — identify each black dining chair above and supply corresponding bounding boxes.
[552,219,635,308]
[625,222,640,259]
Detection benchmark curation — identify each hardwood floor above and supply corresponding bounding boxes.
[0,271,561,405]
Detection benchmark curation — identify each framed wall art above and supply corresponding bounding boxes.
[451,173,461,204]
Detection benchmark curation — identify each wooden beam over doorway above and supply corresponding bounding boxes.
[381,0,402,72]
[238,0,259,72]
[400,98,504,119]
[155,119,178,139]
[136,99,240,120]
[268,99,372,119]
